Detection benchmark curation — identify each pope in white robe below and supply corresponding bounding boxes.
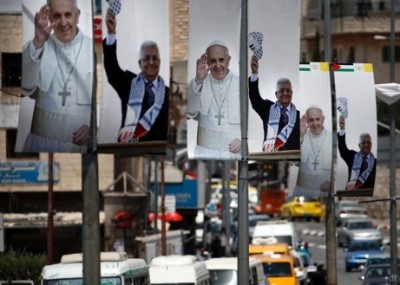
[187,41,241,160]
[293,106,332,197]
[20,0,93,153]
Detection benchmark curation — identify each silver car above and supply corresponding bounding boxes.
[335,200,368,226]
[337,218,383,247]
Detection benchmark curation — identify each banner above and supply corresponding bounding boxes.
[97,0,170,155]
[247,0,301,160]
[335,63,377,197]
[288,63,332,198]
[16,0,94,153]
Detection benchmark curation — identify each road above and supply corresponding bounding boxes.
[294,220,391,285]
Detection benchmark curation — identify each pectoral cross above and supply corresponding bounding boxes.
[59,86,71,106]
[312,159,319,171]
[215,111,224,126]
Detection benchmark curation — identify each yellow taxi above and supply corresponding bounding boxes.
[253,253,298,285]
[249,242,291,256]
[280,196,324,222]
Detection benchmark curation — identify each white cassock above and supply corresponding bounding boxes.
[293,128,332,197]
[21,29,93,153]
[187,71,241,160]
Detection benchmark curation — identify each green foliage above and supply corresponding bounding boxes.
[0,248,46,285]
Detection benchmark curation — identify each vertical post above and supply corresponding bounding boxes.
[238,0,249,284]
[82,9,100,283]
[389,1,397,284]
[47,153,54,265]
[160,156,167,255]
[223,161,231,256]
[324,1,338,284]
[326,63,338,285]
[154,159,159,234]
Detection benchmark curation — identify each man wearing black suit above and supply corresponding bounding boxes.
[103,9,169,143]
[248,56,300,152]
[338,115,376,190]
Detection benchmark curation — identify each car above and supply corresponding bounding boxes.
[252,220,298,247]
[337,218,383,248]
[205,257,268,285]
[359,263,400,285]
[254,253,297,285]
[335,200,368,226]
[249,242,291,256]
[280,196,323,222]
[366,253,400,268]
[344,241,384,272]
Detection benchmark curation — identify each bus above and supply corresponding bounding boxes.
[40,252,149,285]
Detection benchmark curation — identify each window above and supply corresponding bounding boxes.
[381,46,400,62]
[6,129,39,159]
[1,53,22,88]
[347,46,355,63]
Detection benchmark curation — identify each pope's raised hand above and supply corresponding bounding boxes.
[195,53,209,85]
[33,5,54,49]
[300,114,308,138]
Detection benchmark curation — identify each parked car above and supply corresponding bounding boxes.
[335,200,368,226]
[281,196,323,222]
[359,263,400,285]
[337,218,383,248]
[344,241,384,272]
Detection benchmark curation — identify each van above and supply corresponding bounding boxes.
[149,255,210,285]
[40,252,149,285]
[205,257,267,285]
[252,220,298,247]
[254,253,297,285]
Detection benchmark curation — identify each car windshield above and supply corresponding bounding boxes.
[249,217,269,227]
[348,221,373,230]
[263,262,293,277]
[348,242,381,252]
[365,266,390,278]
[209,270,237,285]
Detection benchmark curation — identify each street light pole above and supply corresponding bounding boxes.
[324,1,338,284]
[388,0,397,284]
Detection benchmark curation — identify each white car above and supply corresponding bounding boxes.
[337,218,383,248]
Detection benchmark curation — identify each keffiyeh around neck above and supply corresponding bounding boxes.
[262,102,296,151]
[126,73,165,131]
[351,152,374,184]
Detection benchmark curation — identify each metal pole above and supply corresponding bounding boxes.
[238,0,249,284]
[83,8,100,283]
[223,161,231,256]
[47,153,54,265]
[324,1,338,284]
[160,156,167,255]
[389,1,397,283]
[154,159,159,234]
[326,63,338,285]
